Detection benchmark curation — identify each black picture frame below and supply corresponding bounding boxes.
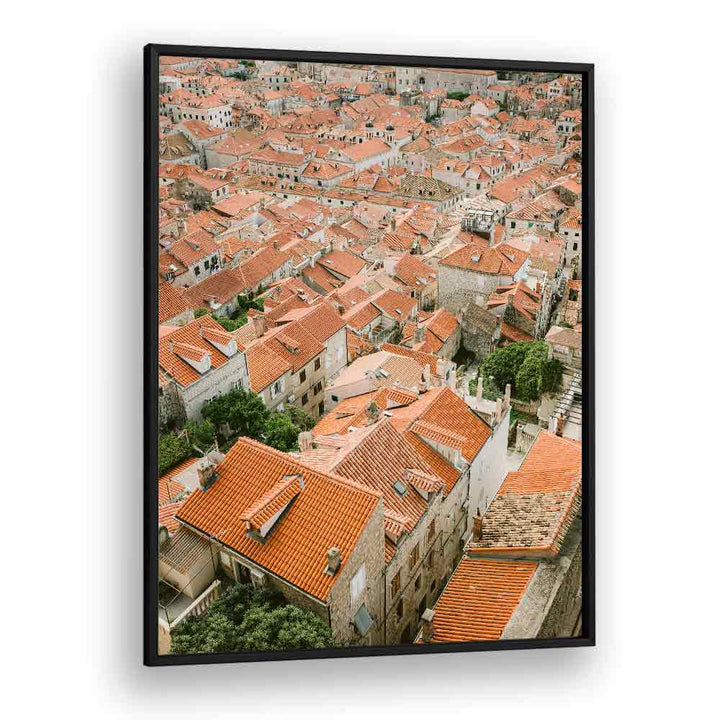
[144,43,595,666]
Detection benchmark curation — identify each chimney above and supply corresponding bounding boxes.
[197,457,217,490]
[504,382,511,409]
[252,313,266,338]
[472,511,483,542]
[366,400,380,424]
[298,431,313,451]
[475,375,484,402]
[325,547,342,575]
[556,414,566,436]
[448,369,457,391]
[421,608,435,642]
[273,240,279,250]
[494,397,503,424]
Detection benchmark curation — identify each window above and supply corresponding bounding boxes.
[318,401,325,415]
[314,382,322,396]
[351,564,366,602]
[396,598,404,619]
[427,519,436,543]
[299,369,306,384]
[301,393,308,405]
[314,357,321,371]
[391,571,401,598]
[204,260,210,269]
[194,266,200,276]
[414,574,422,592]
[409,544,419,568]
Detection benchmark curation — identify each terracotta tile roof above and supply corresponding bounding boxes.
[469,432,581,557]
[418,557,538,643]
[439,242,529,276]
[176,438,381,601]
[403,431,461,495]
[159,280,191,324]
[346,328,375,361]
[393,253,437,289]
[371,288,418,322]
[235,246,292,291]
[318,250,368,279]
[245,342,291,393]
[159,315,243,388]
[305,419,443,543]
[293,301,347,344]
[301,263,346,293]
[424,308,459,342]
[546,325,582,349]
[158,501,184,534]
[501,322,533,343]
[158,457,195,505]
[212,191,265,217]
[240,474,303,530]
[345,299,382,331]
[181,268,247,312]
[380,343,440,375]
[261,321,324,373]
[389,387,491,465]
[166,230,219,268]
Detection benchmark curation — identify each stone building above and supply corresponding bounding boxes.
[416,431,582,644]
[159,437,386,653]
[459,303,501,360]
[158,315,249,423]
[438,242,530,313]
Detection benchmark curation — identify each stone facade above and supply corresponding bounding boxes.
[327,500,386,646]
[438,263,521,314]
[460,304,501,360]
[179,350,249,421]
[383,492,445,645]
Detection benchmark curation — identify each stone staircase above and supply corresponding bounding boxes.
[549,371,582,439]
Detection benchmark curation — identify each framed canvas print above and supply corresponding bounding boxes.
[144,44,594,666]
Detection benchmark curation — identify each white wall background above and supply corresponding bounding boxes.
[3,2,718,717]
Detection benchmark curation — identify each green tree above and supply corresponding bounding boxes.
[170,583,333,655]
[481,342,529,389]
[284,404,316,432]
[212,312,247,331]
[237,604,334,652]
[184,419,216,451]
[158,432,192,475]
[480,341,563,402]
[264,411,300,452]
[201,387,269,440]
[193,307,209,318]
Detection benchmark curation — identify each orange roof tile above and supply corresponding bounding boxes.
[176,438,381,601]
[418,557,538,642]
[469,432,581,557]
[159,316,243,388]
[159,280,191,324]
[245,342,291,393]
[439,242,529,276]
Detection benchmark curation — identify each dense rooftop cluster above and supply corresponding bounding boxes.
[156,57,583,655]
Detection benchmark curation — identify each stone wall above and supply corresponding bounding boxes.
[180,351,249,421]
[327,500,386,646]
[382,493,446,645]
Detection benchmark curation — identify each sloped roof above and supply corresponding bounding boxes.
[176,438,381,601]
[469,432,582,557]
[417,557,538,643]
